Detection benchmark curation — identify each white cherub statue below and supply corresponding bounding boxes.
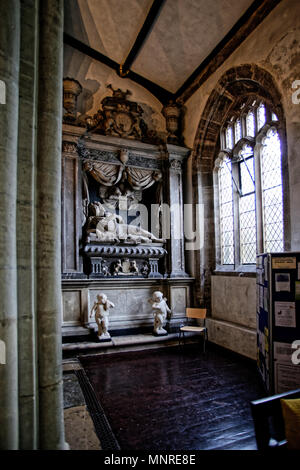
[90,293,115,340]
[149,291,171,336]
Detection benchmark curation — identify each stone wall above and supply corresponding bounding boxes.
[208,276,257,360]
[184,0,300,357]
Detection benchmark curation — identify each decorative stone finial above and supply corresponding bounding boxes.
[162,101,184,145]
[63,77,82,122]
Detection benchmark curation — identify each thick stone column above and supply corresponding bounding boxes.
[36,0,65,449]
[0,0,20,450]
[17,0,38,449]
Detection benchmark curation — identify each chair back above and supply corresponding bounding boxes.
[251,388,300,450]
[186,308,206,319]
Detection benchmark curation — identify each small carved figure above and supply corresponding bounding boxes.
[130,260,139,274]
[101,260,109,276]
[90,293,115,340]
[141,262,150,277]
[113,259,123,275]
[149,291,171,336]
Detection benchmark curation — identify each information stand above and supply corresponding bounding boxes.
[256,252,300,394]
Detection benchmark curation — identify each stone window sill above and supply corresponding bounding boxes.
[213,265,256,277]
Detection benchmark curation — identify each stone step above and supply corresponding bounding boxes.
[62,331,201,357]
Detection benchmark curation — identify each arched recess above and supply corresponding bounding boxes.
[190,64,289,309]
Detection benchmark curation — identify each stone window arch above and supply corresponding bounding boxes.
[191,64,289,305]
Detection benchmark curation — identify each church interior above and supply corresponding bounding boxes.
[0,0,300,452]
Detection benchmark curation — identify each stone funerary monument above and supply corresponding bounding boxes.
[61,80,193,338]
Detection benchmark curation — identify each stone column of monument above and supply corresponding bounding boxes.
[165,145,190,277]
[36,0,66,450]
[0,0,20,450]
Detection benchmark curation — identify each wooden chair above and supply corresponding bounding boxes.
[179,308,207,352]
[250,388,300,450]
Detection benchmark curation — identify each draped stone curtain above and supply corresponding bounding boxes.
[0,0,65,450]
[84,160,162,190]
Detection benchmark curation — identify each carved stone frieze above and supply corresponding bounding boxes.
[84,243,166,258]
[83,243,166,279]
[77,139,162,170]
[62,141,78,154]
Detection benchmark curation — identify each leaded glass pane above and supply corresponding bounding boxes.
[240,144,253,159]
[240,193,257,264]
[219,158,234,264]
[234,119,242,142]
[246,111,255,137]
[239,144,256,264]
[257,103,266,130]
[261,128,284,252]
[225,126,233,149]
[240,145,255,195]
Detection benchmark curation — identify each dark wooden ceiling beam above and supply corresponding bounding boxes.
[122,0,166,72]
[64,0,283,107]
[64,32,173,104]
[174,0,283,103]
[64,32,119,70]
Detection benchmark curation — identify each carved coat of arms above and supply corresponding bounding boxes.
[87,85,144,140]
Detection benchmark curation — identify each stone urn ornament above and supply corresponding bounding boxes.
[63,77,82,122]
[162,101,183,145]
[149,291,171,336]
[90,293,114,341]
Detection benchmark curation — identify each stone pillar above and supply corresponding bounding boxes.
[17,0,39,449]
[36,0,65,449]
[0,0,20,450]
[165,145,190,278]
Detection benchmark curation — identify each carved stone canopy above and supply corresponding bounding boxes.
[84,160,162,189]
[83,155,162,209]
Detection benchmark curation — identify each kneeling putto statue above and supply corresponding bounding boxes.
[149,291,171,336]
[90,293,115,341]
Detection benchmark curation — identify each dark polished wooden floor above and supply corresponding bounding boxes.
[80,343,266,450]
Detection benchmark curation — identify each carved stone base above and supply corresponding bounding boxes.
[153,330,168,337]
[83,243,167,278]
[62,277,195,336]
[98,332,111,342]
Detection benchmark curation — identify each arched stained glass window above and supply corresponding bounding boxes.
[216,100,284,267]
